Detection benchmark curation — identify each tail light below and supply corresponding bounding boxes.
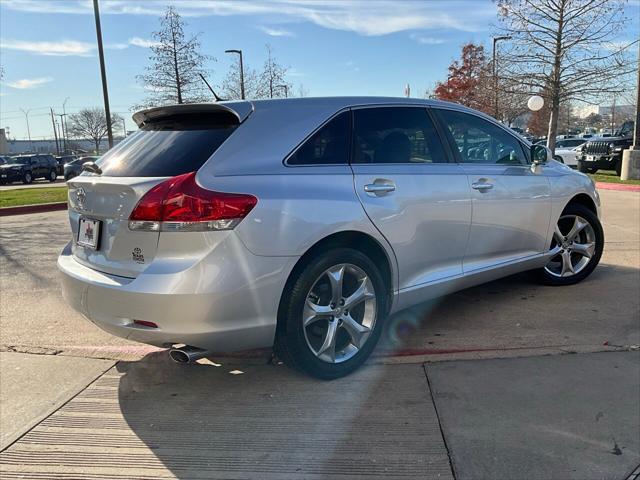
[129,172,257,232]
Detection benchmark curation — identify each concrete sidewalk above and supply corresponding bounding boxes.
[0,352,113,449]
[0,354,453,479]
[427,351,640,480]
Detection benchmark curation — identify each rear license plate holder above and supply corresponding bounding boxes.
[77,218,101,250]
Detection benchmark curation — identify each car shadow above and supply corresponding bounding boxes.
[110,353,451,479]
[86,261,638,479]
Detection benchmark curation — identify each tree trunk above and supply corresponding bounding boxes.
[546,0,566,155]
[171,18,182,104]
[95,139,100,154]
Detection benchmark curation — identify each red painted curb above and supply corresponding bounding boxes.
[596,182,640,192]
[0,202,68,217]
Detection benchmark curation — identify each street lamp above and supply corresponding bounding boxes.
[492,35,511,120]
[225,49,245,100]
[275,84,289,98]
[19,108,32,152]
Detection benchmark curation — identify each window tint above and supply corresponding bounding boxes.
[288,111,350,165]
[96,114,238,177]
[352,107,446,164]
[437,109,527,165]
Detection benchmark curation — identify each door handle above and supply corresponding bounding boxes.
[364,181,396,196]
[471,182,493,191]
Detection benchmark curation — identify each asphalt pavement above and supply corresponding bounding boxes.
[0,188,638,479]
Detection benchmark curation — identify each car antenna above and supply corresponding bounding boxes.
[199,73,227,102]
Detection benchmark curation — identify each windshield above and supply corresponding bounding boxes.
[96,115,238,177]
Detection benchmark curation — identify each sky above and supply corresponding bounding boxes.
[0,0,638,140]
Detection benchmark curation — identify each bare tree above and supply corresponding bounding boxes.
[495,0,636,152]
[67,108,122,153]
[137,6,212,106]
[256,45,291,99]
[296,83,310,98]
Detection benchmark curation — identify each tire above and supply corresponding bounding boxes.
[553,155,564,164]
[274,247,388,379]
[536,203,604,286]
[615,159,622,177]
[49,170,57,182]
[577,161,597,174]
[23,172,33,184]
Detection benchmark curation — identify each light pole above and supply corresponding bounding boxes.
[275,84,289,98]
[492,35,511,120]
[621,42,640,179]
[61,97,70,152]
[56,114,67,152]
[19,108,32,152]
[93,0,114,149]
[225,49,245,100]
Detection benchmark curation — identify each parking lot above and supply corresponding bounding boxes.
[0,188,638,479]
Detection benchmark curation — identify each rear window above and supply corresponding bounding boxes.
[96,114,238,177]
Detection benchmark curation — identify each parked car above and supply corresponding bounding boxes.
[0,155,11,165]
[554,138,587,168]
[59,98,604,379]
[64,156,99,180]
[578,121,634,175]
[0,154,57,184]
[56,155,77,175]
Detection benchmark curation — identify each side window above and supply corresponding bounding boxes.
[352,107,447,164]
[288,111,350,165]
[437,109,527,165]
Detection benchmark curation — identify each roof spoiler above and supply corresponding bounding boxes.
[132,102,254,128]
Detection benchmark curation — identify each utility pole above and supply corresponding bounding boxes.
[492,36,511,121]
[19,108,32,152]
[50,108,60,155]
[93,0,113,148]
[62,97,69,152]
[225,49,245,99]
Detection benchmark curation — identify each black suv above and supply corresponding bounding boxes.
[578,121,633,175]
[0,154,58,185]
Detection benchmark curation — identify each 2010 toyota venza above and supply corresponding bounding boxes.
[59,97,604,379]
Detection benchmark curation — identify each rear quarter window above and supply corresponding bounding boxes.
[96,114,238,177]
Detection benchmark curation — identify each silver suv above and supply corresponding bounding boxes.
[59,98,603,378]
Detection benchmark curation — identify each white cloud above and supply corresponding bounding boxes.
[410,34,446,45]
[1,39,94,56]
[2,0,493,36]
[107,43,129,50]
[259,26,295,37]
[128,37,161,48]
[5,77,53,89]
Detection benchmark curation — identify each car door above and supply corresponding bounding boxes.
[351,106,472,298]
[434,108,552,273]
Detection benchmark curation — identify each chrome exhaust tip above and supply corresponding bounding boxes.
[169,345,209,364]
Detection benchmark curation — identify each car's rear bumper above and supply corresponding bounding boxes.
[58,237,297,353]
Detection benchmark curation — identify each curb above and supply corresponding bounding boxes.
[0,202,68,217]
[596,182,640,192]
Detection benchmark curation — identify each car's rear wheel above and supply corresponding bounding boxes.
[23,172,33,184]
[49,170,57,182]
[536,203,603,286]
[275,248,387,379]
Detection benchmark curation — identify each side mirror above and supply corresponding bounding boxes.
[531,144,548,165]
[530,144,549,174]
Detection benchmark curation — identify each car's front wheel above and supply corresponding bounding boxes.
[537,203,603,286]
[49,170,57,182]
[23,172,33,184]
[275,248,387,379]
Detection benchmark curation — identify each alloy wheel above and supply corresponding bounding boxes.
[544,214,597,278]
[303,263,377,363]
